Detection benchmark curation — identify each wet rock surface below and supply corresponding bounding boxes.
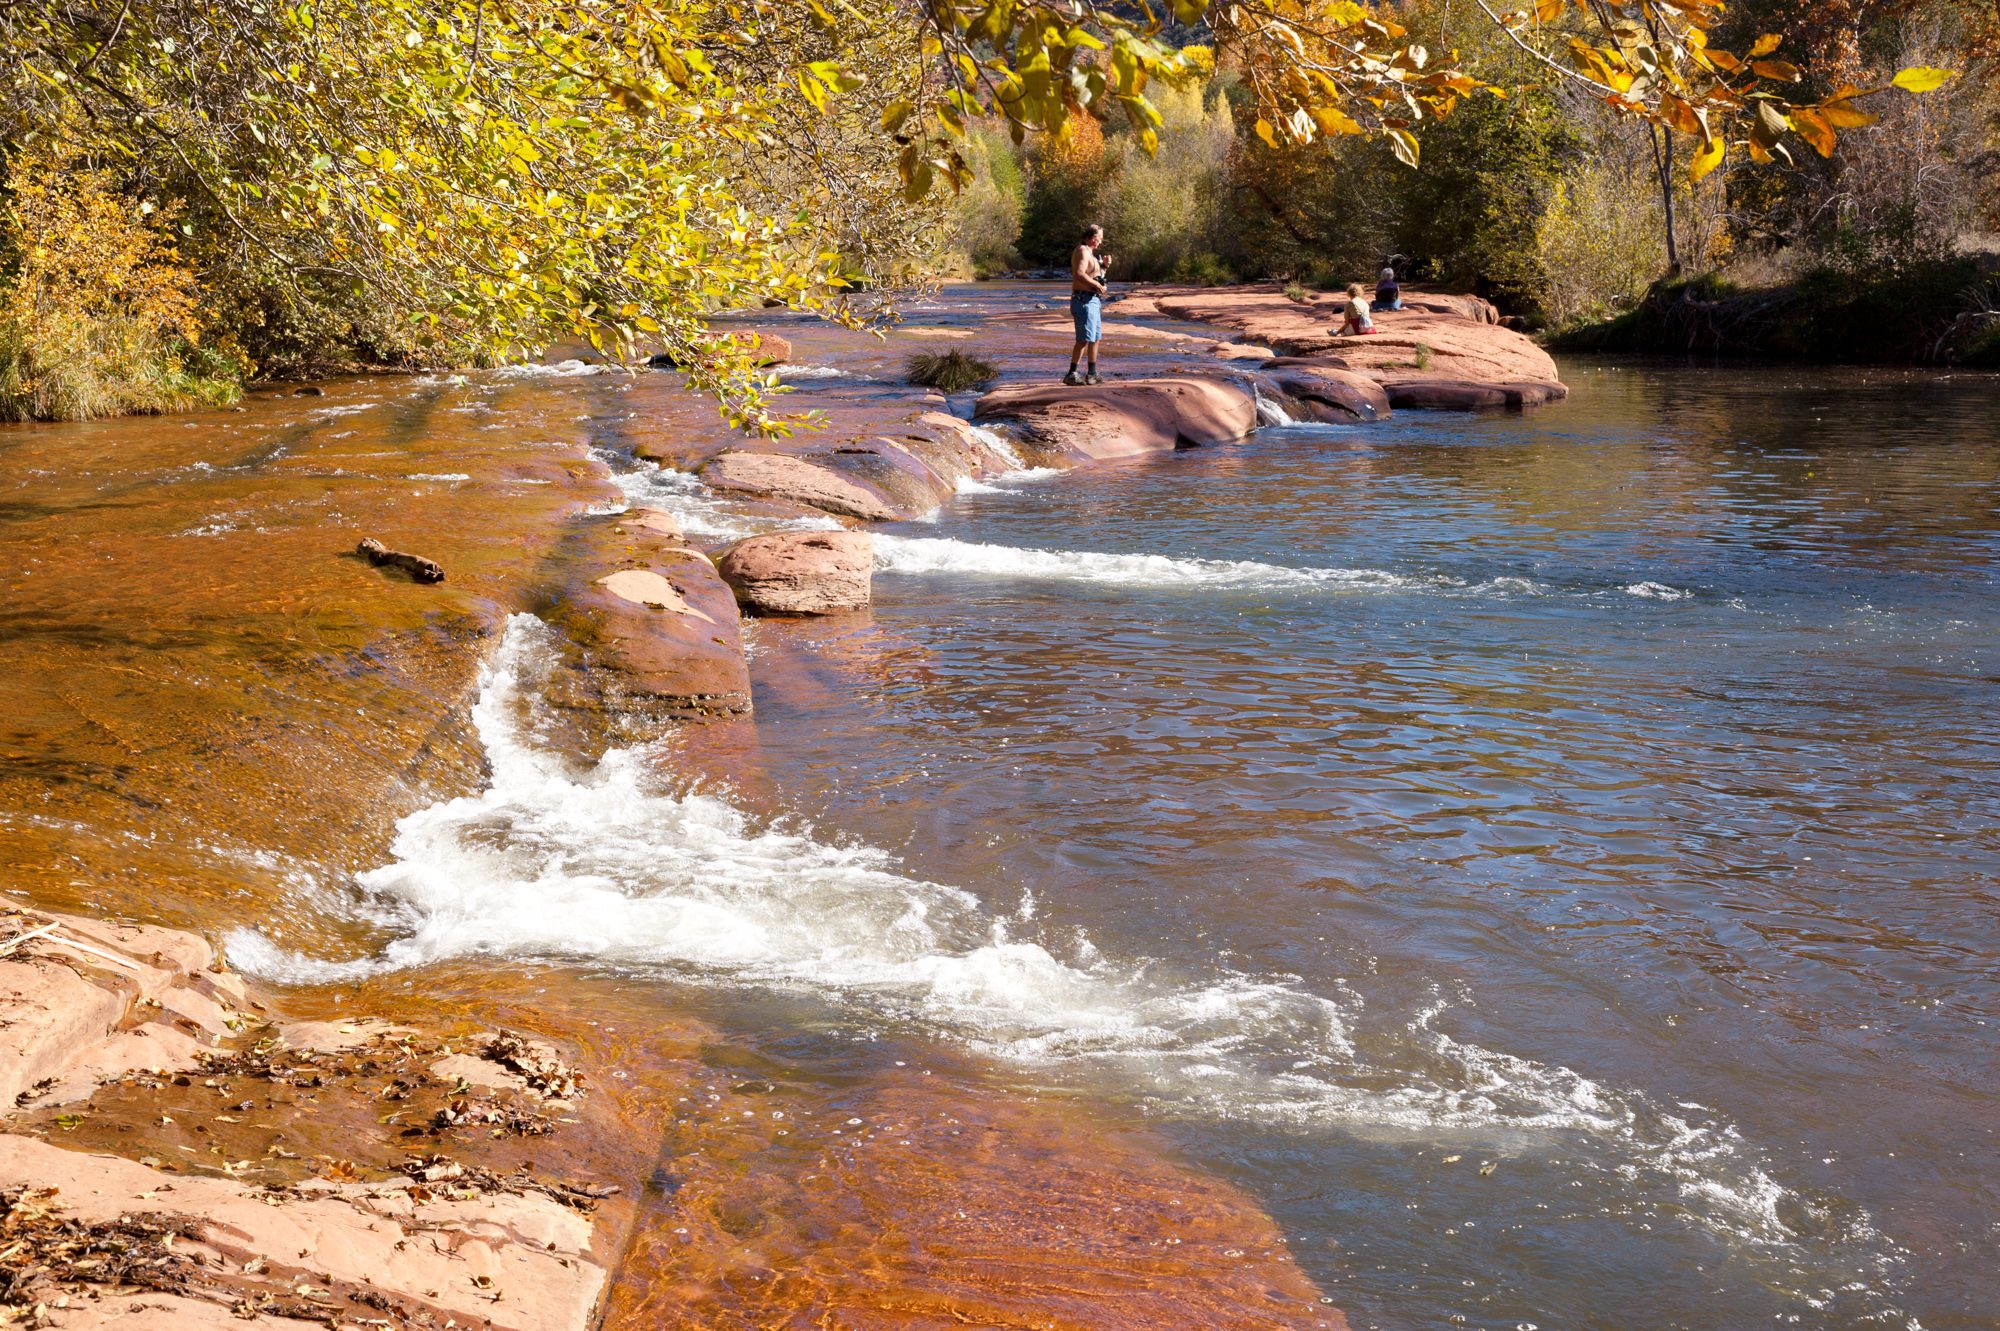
[540,506,752,717]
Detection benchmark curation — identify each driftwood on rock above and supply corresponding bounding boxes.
[356,537,445,584]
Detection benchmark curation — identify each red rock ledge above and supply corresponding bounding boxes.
[1142,282,1569,412]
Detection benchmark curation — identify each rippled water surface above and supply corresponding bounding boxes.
[19,309,1992,1329]
[655,359,2000,1329]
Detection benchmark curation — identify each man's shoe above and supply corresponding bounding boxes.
[1085,372,1102,385]
[1064,370,1082,385]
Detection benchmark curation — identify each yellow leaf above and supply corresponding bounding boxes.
[1791,106,1837,157]
[1312,105,1364,135]
[1750,60,1799,81]
[1748,33,1782,57]
[1688,134,1725,181]
[1534,0,1566,19]
[1890,66,1955,93]
[1385,126,1420,167]
[1819,98,1877,130]
[1254,117,1278,148]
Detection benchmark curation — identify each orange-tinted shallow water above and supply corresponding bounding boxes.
[5,288,1998,1330]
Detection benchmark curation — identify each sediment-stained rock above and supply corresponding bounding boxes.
[1384,378,1570,410]
[542,506,752,715]
[718,530,874,615]
[973,377,1257,460]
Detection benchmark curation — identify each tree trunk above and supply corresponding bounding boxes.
[1653,124,1682,276]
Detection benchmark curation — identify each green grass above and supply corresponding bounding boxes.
[905,349,999,393]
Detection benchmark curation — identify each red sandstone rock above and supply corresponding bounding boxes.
[973,377,1257,460]
[1149,285,1565,410]
[1385,379,1570,410]
[701,451,900,521]
[1,897,242,1110]
[1,1135,604,1331]
[717,530,874,615]
[542,509,751,715]
[1260,363,1393,422]
[821,441,956,514]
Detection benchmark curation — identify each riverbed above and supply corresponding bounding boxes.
[5,286,1996,1330]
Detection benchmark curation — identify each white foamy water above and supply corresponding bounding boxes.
[1624,580,1695,601]
[605,459,838,541]
[226,615,1882,1273]
[874,534,1423,593]
[491,358,605,379]
[1256,395,1296,427]
[773,364,862,381]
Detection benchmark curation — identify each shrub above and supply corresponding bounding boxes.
[1100,81,1236,281]
[1533,159,1670,331]
[1283,282,1311,303]
[1169,251,1237,286]
[905,349,998,392]
[952,127,1026,277]
[0,151,240,421]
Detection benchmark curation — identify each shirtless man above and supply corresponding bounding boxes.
[1065,223,1108,386]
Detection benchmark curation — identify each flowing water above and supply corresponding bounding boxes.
[7,291,1997,1329]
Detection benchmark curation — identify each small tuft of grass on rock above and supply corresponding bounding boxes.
[1414,342,1433,370]
[1283,282,1311,303]
[905,349,998,392]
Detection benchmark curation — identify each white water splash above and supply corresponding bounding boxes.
[491,359,605,379]
[1624,580,1695,601]
[1256,394,1296,428]
[607,460,839,541]
[873,534,1424,593]
[225,614,1887,1280]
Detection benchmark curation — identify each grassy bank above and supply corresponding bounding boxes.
[1550,259,2000,368]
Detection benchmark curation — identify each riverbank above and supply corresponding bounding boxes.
[0,280,1559,1329]
[1550,261,2000,367]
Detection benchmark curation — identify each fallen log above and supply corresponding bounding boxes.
[356,537,445,584]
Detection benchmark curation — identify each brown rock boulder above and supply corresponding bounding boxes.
[973,377,1256,461]
[718,530,874,615]
[701,451,900,521]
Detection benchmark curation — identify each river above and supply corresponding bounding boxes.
[5,287,1997,1329]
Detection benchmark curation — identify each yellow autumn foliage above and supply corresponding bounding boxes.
[0,151,237,421]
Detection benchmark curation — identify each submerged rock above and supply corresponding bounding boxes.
[718,530,873,615]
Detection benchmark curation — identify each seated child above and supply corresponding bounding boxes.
[1341,283,1376,335]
